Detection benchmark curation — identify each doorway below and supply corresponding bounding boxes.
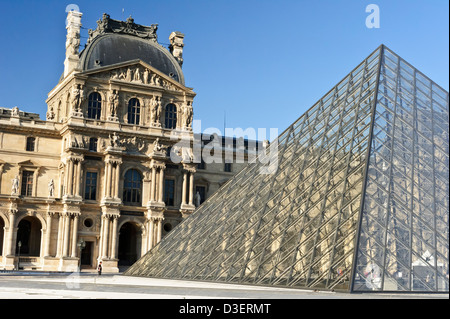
[16,216,41,256]
[118,222,140,266]
[81,241,93,268]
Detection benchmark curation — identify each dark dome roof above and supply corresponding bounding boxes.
[79,33,184,84]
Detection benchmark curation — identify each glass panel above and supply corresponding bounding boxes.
[353,48,449,292]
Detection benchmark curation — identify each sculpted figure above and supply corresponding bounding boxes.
[150,97,158,124]
[109,132,121,148]
[150,74,157,85]
[11,106,19,116]
[109,90,119,117]
[79,86,85,110]
[143,69,149,84]
[155,97,162,122]
[195,191,201,207]
[119,69,126,80]
[126,68,132,81]
[11,175,19,195]
[71,85,84,112]
[66,31,80,56]
[47,106,55,120]
[153,138,162,152]
[48,179,55,197]
[71,86,80,110]
[134,68,141,82]
[183,102,193,128]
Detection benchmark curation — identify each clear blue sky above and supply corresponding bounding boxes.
[0,0,448,138]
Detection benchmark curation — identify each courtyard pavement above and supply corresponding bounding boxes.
[0,271,448,300]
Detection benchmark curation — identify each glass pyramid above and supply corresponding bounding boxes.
[125,45,449,293]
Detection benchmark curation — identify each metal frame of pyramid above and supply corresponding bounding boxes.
[125,45,449,293]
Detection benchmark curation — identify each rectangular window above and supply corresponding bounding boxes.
[26,137,35,152]
[89,138,98,152]
[21,171,34,196]
[224,163,232,173]
[164,179,175,206]
[85,172,98,201]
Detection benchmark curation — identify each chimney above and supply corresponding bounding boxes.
[64,10,83,78]
[169,31,185,68]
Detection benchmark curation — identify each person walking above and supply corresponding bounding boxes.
[98,261,103,276]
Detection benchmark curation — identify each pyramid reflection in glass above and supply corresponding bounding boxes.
[125,45,449,292]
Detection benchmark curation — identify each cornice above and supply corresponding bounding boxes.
[0,122,61,138]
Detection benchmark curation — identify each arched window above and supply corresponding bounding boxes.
[87,92,102,120]
[165,104,177,129]
[128,98,141,125]
[123,169,142,205]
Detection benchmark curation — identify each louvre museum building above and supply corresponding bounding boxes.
[1,10,449,294]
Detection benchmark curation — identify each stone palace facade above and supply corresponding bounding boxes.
[0,11,256,272]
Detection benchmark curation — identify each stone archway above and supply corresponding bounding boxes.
[118,222,142,267]
[16,216,42,257]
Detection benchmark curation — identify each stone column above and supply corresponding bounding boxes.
[156,218,163,244]
[98,216,104,260]
[73,161,79,196]
[74,160,82,197]
[147,218,155,250]
[105,162,112,198]
[6,211,17,256]
[44,212,53,257]
[150,167,156,202]
[62,213,71,257]
[182,171,188,206]
[188,172,195,206]
[101,215,110,259]
[67,159,74,196]
[110,163,116,199]
[158,167,165,203]
[70,214,79,258]
[181,164,196,210]
[114,163,121,199]
[63,165,68,197]
[110,216,118,259]
[55,213,64,258]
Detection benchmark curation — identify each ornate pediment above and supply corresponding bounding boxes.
[18,160,37,167]
[80,61,192,94]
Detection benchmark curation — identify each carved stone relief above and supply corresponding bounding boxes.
[107,66,179,91]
